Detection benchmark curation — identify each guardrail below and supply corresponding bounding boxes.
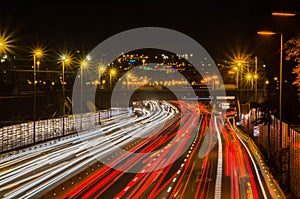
[0,108,127,153]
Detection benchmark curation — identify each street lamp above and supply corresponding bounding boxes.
[234,59,247,102]
[37,61,41,90]
[257,30,283,148]
[272,12,296,17]
[125,72,134,90]
[0,32,14,61]
[98,64,106,86]
[254,56,258,104]
[60,55,70,115]
[33,50,43,143]
[245,72,253,101]
[97,64,106,124]
[80,58,90,130]
[109,68,117,90]
[233,66,239,89]
[258,30,286,186]
[60,55,70,135]
[80,59,90,113]
[254,56,259,128]
[270,11,296,187]
[109,68,117,118]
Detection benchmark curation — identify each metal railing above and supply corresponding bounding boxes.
[0,108,126,153]
[242,108,300,198]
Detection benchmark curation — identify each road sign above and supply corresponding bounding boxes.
[253,126,259,137]
[221,102,230,110]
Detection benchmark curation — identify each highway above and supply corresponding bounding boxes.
[0,100,274,199]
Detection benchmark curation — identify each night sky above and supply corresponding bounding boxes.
[1,1,300,71]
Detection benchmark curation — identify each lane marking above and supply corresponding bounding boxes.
[214,115,223,199]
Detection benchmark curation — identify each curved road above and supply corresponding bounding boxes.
[0,100,274,199]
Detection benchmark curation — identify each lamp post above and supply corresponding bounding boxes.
[98,64,106,87]
[80,58,90,130]
[109,68,117,118]
[269,12,296,187]
[254,56,258,126]
[109,68,117,90]
[258,30,284,186]
[234,60,246,102]
[263,11,297,143]
[257,30,283,147]
[37,61,40,90]
[246,73,253,101]
[126,72,134,90]
[33,50,42,143]
[237,62,241,90]
[60,55,70,136]
[97,64,106,124]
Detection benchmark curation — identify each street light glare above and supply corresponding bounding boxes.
[80,59,90,69]
[60,54,72,65]
[257,31,276,35]
[110,68,117,75]
[246,73,252,80]
[0,31,15,55]
[272,12,296,17]
[86,54,92,61]
[34,50,43,57]
[98,64,106,72]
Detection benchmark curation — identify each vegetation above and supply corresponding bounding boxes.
[284,35,300,100]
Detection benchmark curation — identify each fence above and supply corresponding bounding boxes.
[242,108,300,198]
[0,108,126,153]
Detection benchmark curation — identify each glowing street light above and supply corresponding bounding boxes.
[0,31,15,60]
[33,49,43,143]
[258,11,296,128]
[109,68,117,90]
[257,31,276,36]
[234,59,247,101]
[60,55,71,115]
[97,64,106,85]
[59,54,71,136]
[268,11,296,185]
[79,57,90,130]
[258,30,283,146]
[125,72,134,90]
[80,58,90,114]
[272,12,296,17]
[96,63,106,124]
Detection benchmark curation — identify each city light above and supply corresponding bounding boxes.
[272,12,296,17]
[109,67,117,89]
[0,30,15,57]
[257,31,276,36]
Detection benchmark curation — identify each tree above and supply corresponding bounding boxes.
[284,36,300,100]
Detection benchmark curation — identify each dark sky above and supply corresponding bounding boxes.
[1,1,300,65]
